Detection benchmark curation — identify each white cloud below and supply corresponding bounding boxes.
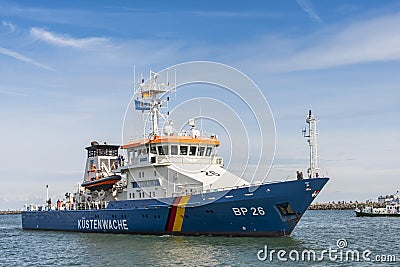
[296,0,322,23]
[0,46,55,71]
[2,20,16,32]
[30,27,110,49]
[258,12,400,72]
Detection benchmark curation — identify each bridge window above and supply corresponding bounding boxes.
[189,146,197,156]
[129,151,134,164]
[171,145,178,155]
[137,180,161,187]
[180,145,188,155]
[150,145,157,154]
[197,146,205,156]
[157,145,169,155]
[205,147,213,156]
[87,148,118,157]
[88,150,96,157]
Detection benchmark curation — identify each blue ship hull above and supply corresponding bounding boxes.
[22,178,328,237]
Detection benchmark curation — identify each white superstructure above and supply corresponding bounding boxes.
[120,71,249,200]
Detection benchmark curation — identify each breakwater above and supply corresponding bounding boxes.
[0,210,22,215]
[309,201,385,210]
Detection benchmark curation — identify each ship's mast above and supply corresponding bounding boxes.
[303,110,320,178]
[149,71,159,136]
[151,99,159,136]
[134,70,174,137]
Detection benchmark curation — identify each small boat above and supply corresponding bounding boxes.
[81,175,122,191]
[355,195,400,217]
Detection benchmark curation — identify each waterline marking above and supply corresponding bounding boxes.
[257,239,396,263]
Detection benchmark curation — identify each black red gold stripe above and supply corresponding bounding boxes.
[165,196,191,232]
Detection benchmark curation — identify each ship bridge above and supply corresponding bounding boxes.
[121,134,221,166]
[120,131,249,199]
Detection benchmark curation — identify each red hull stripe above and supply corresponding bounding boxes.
[165,197,182,231]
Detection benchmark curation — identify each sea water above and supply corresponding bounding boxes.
[0,210,398,266]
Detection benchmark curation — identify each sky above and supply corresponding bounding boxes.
[0,0,399,209]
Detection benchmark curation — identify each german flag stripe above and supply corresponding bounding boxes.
[172,196,191,232]
[165,196,191,232]
[165,197,182,231]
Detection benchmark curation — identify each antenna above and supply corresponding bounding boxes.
[46,184,49,205]
[303,110,320,178]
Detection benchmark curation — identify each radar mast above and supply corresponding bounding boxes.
[133,70,175,137]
